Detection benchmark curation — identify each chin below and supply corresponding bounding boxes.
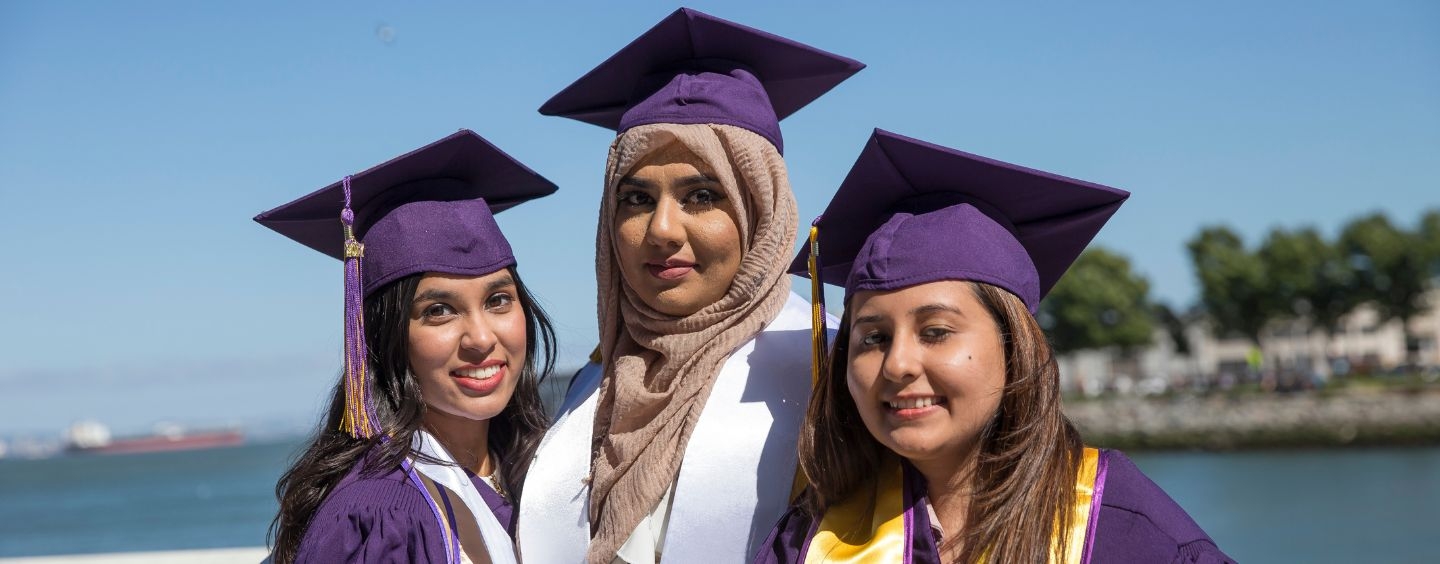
[459,397,512,419]
[888,445,943,462]
[881,432,950,462]
[646,292,703,317]
[457,407,506,422]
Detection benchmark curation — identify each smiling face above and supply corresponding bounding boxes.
[612,142,743,317]
[407,270,527,429]
[846,280,1007,469]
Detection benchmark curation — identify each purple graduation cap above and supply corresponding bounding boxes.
[538,7,865,154]
[792,129,1130,316]
[255,129,556,438]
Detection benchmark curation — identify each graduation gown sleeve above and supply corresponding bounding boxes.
[295,469,448,564]
[1090,450,1235,564]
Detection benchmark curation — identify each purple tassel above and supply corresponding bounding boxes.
[337,180,452,561]
[339,176,380,439]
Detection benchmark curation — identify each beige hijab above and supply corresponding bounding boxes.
[587,123,798,561]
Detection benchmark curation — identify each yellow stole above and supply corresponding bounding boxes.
[806,448,1103,563]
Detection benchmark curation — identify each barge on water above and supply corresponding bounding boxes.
[65,420,244,455]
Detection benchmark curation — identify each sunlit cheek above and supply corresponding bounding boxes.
[497,314,528,368]
[699,213,742,262]
[614,221,650,279]
[846,365,881,419]
[611,212,639,244]
[405,327,442,373]
[959,357,1006,402]
[618,216,643,239]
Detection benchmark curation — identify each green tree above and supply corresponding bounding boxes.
[1256,226,1357,336]
[1040,247,1154,355]
[1420,209,1440,278]
[1339,213,1432,364]
[1152,302,1192,356]
[1187,226,1271,345]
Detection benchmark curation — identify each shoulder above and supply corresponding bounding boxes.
[1090,449,1235,563]
[558,361,602,414]
[753,502,816,564]
[745,292,824,361]
[296,463,447,564]
[320,463,429,512]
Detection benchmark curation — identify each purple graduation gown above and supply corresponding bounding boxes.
[295,456,514,564]
[755,449,1233,564]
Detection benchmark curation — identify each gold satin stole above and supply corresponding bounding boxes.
[806,448,1102,563]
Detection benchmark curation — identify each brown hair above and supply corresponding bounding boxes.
[798,281,1083,563]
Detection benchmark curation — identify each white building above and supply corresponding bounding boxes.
[1058,288,1440,395]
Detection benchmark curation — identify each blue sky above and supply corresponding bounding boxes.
[2,1,1436,435]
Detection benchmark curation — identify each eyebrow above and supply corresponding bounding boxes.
[618,176,655,190]
[676,174,719,188]
[912,303,964,317]
[410,275,516,306]
[852,313,883,327]
[412,288,457,305]
[486,275,516,293]
[617,174,718,190]
[850,303,963,328]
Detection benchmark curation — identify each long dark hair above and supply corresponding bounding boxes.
[268,266,557,563]
[799,281,1083,563]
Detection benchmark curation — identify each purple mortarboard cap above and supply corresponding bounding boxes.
[538,7,864,154]
[791,129,1129,314]
[255,129,555,442]
[255,129,557,296]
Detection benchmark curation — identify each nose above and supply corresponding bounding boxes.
[880,333,920,383]
[644,197,685,249]
[459,314,498,355]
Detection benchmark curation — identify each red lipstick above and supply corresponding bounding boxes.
[450,360,506,395]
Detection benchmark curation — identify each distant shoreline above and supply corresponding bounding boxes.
[1067,386,1440,451]
[0,547,268,564]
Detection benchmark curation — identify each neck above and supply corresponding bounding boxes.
[912,443,981,548]
[422,409,493,476]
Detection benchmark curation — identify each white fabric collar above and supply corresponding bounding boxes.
[518,292,831,562]
[410,430,518,564]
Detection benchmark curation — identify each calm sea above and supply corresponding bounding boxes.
[1,441,1437,562]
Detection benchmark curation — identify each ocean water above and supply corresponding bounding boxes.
[1,442,1438,561]
[0,440,298,558]
[1131,448,1440,563]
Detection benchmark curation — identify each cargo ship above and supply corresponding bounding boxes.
[65,420,244,455]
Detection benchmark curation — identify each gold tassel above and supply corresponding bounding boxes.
[807,224,828,388]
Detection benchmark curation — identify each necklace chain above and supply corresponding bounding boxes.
[480,452,506,502]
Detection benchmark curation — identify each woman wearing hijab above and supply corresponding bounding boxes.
[517,9,864,563]
[257,130,559,564]
[756,130,1233,563]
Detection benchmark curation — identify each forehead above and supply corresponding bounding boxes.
[628,142,715,175]
[849,280,982,318]
[415,269,514,291]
